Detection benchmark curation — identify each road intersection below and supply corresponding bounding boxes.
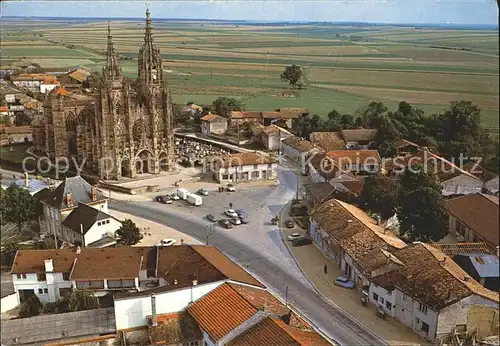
[110,165,387,345]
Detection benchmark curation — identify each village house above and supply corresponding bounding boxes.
[211,152,277,183]
[302,182,337,209]
[261,110,300,128]
[10,74,60,93]
[444,193,499,252]
[308,199,407,289]
[370,242,499,343]
[228,111,262,126]
[60,203,122,248]
[385,148,484,196]
[181,103,203,119]
[452,254,499,292]
[260,124,293,151]
[58,68,91,89]
[341,129,377,149]
[325,150,382,175]
[462,161,499,196]
[309,131,346,151]
[282,136,321,174]
[200,113,228,135]
[38,175,110,246]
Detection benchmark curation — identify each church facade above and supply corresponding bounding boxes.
[32,8,175,181]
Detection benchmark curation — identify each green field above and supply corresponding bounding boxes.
[2,19,498,131]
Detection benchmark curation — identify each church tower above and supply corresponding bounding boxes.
[136,6,175,173]
[95,23,131,180]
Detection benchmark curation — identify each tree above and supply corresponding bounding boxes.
[371,114,404,157]
[0,240,20,267]
[359,175,400,220]
[14,113,32,126]
[19,295,43,317]
[67,288,99,312]
[2,183,36,232]
[211,97,243,118]
[397,167,448,242]
[280,65,303,89]
[115,219,142,246]
[398,187,448,242]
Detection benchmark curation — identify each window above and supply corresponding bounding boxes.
[38,288,43,294]
[97,221,102,226]
[106,220,110,224]
[267,163,273,168]
[43,288,48,294]
[251,171,259,179]
[386,301,392,311]
[253,164,258,169]
[37,273,46,281]
[16,274,21,279]
[416,317,420,324]
[402,294,407,302]
[386,289,392,295]
[372,292,379,302]
[421,322,430,333]
[90,280,105,289]
[62,272,70,281]
[380,297,385,304]
[418,302,428,314]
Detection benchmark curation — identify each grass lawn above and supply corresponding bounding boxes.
[0,144,31,163]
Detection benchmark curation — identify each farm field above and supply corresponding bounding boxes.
[1,19,498,131]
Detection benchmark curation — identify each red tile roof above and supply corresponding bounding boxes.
[229,111,261,119]
[186,283,258,341]
[444,193,499,249]
[214,152,276,169]
[274,318,331,345]
[326,150,381,165]
[282,136,317,152]
[148,312,202,345]
[309,132,346,151]
[341,129,377,142]
[227,317,299,345]
[55,87,71,96]
[11,249,78,274]
[200,113,226,122]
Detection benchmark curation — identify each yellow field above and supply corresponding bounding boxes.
[233,45,382,55]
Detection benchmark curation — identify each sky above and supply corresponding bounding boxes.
[1,0,498,25]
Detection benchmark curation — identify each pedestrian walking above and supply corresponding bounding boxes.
[229,202,233,209]
[324,264,328,274]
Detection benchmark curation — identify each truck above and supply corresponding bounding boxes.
[177,188,190,200]
[186,193,202,206]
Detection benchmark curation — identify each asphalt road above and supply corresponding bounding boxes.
[110,166,387,346]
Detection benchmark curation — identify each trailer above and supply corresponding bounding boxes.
[186,193,202,206]
[177,188,190,200]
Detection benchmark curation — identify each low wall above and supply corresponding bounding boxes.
[98,182,160,196]
[1,292,20,313]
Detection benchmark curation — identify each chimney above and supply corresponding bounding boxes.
[91,186,97,201]
[174,279,178,285]
[376,216,381,226]
[44,259,54,272]
[66,193,73,207]
[463,275,469,282]
[151,294,157,327]
[76,246,81,255]
[346,219,353,226]
[439,258,446,266]
[192,279,198,286]
[24,172,29,187]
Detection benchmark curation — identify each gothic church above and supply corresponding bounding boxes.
[32,8,175,180]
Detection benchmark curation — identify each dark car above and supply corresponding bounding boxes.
[207,214,219,222]
[154,195,173,204]
[240,217,249,224]
[292,237,312,247]
[218,219,233,229]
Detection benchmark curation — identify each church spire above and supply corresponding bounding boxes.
[103,22,122,82]
[138,5,163,84]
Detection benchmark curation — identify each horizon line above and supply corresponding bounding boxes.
[2,15,498,28]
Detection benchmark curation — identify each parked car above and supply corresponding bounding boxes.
[170,193,180,200]
[239,217,249,224]
[156,239,177,247]
[285,219,295,228]
[218,219,233,229]
[155,195,173,204]
[207,214,219,222]
[235,209,246,216]
[226,183,235,192]
[334,276,355,289]
[225,209,238,218]
[287,232,302,241]
[291,237,312,247]
[230,218,241,225]
[197,188,209,196]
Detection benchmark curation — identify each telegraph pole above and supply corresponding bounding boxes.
[285,286,289,307]
[205,223,215,245]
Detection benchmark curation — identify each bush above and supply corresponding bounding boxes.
[42,302,58,313]
[19,295,43,318]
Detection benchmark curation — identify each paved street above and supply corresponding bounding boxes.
[110,166,387,346]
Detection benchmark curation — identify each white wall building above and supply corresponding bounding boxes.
[213,152,277,183]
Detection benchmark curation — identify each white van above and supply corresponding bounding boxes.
[177,188,189,200]
[186,193,202,206]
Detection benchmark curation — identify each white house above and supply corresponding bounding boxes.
[61,203,122,247]
[282,136,322,174]
[11,74,60,93]
[211,152,277,183]
[260,124,293,151]
[370,243,499,343]
[39,175,108,245]
[200,113,227,136]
